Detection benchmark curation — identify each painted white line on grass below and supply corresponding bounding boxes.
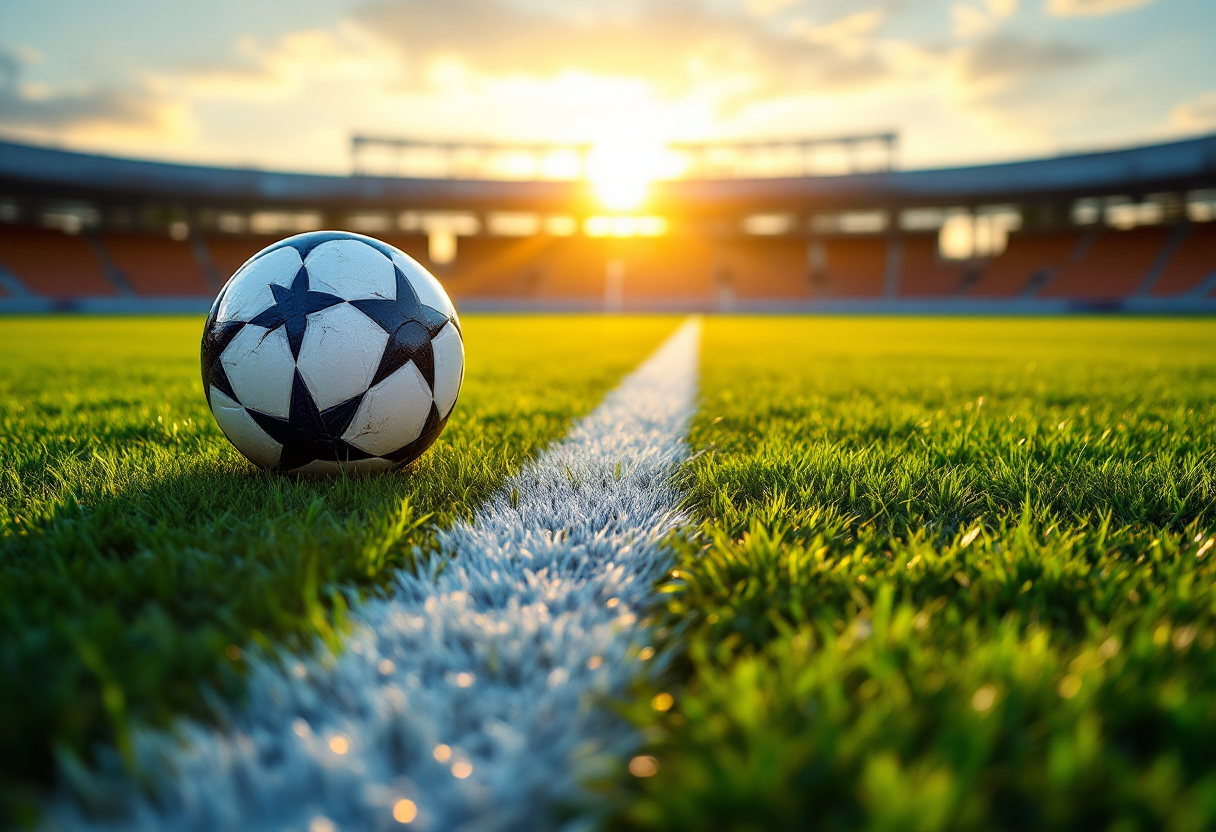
[51,317,700,832]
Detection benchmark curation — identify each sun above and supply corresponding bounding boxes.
[586,134,683,212]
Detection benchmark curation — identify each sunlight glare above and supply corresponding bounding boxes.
[587,133,683,211]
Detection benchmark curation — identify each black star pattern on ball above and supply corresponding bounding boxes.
[201,318,246,404]
[246,370,374,472]
[350,266,451,389]
[248,265,344,359]
[384,401,447,464]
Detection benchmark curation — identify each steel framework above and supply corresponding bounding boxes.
[350,132,898,180]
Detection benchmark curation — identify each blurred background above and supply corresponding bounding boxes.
[0,0,1214,312]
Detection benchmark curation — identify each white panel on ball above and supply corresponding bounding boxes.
[295,303,389,412]
[305,240,396,301]
[342,361,433,456]
[209,387,284,468]
[431,321,464,418]
[216,247,303,322]
[390,250,457,319]
[221,324,296,418]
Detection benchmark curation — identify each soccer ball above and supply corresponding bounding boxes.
[201,231,463,474]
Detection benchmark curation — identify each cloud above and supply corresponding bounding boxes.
[955,35,1093,85]
[176,25,403,101]
[952,0,1019,37]
[987,0,1020,16]
[1172,91,1216,130]
[0,45,178,134]
[0,49,16,85]
[1045,0,1156,17]
[909,33,1102,140]
[353,0,892,105]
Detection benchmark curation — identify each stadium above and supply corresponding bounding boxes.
[3,2,1216,831]
[2,130,1216,314]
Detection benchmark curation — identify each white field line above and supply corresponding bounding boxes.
[50,317,701,832]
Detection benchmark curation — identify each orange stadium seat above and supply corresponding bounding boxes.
[720,238,810,300]
[444,235,562,299]
[205,236,280,284]
[1041,226,1169,300]
[609,237,718,302]
[970,230,1080,297]
[533,237,619,301]
[1149,223,1216,295]
[377,234,432,273]
[102,233,211,296]
[0,226,115,298]
[445,235,809,304]
[898,234,969,297]
[445,236,704,303]
[206,233,433,289]
[815,237,888,297]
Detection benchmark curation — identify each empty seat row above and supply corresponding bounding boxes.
[1149,223,1216,296]
[0,227,116,299]
[0,223,1213,302]
[1041,227,1168,300]
[104,233,213,296]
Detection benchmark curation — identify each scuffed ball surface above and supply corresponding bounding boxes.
[201,231,463,473]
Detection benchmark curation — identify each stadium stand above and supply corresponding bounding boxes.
[970,231,1082,298]
[205,233,433,287]
[1041,226,1170,301]
[101,233,211,296]
[205,236,275,285]
[721,238,811,301]
[444,235,561,299]
[814,237,888,297]
[529,238,620,302]
[0,226,116,298]
[1148,223,1216,296]
[0,132,1214,310]
[379,234,432,269]
[898,234,971,298]
[445,236,815,305]
[608,237,723,303]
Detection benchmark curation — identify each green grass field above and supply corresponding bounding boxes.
[609,318,1216,831]
[0,314,680,820]
[3,315,1215,830]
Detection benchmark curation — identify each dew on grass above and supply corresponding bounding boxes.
[1058,676,1082,699]
[972,685,997,712]
[393,799,417,823]
[629,756,659,777]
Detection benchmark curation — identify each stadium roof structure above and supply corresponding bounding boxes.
[1,132,1215,215]
[349,131,899,179]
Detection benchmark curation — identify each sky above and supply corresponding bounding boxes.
[0,0,1213,174]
